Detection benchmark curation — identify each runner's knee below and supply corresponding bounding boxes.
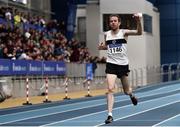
[106,88,114,94]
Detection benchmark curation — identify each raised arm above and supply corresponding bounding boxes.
[124,13,142,36]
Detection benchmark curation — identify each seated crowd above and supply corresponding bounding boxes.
[0,6,106,63]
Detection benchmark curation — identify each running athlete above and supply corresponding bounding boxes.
[98,14,142,124]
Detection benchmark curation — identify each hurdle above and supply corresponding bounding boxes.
[43,76,51,103]
[85,79,92,97]
[23,77,32,105]
[63,77,71,100]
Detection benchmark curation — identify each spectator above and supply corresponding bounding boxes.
[14,11,21,27]
[18,50,32,60]
[0,6,107,63]
[5,7,12,22]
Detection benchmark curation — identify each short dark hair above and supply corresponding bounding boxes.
[109,14,121,22]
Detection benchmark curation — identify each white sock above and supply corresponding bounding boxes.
[108,112,112,116]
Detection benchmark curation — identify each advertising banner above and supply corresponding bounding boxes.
[66,3,77,40]
[86,63,93,80]
[0,59,66,76]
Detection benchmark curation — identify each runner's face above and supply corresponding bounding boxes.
[109,16,120,31]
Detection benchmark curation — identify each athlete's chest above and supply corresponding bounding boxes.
[106,30,124,41]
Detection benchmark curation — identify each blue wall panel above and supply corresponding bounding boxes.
[157,0,176,4]
[159,5,176,19]
[160,20,177,36]
[147,0,180,64]
[161,51,178,64]
[156,0,180,64]
[177,4,180,19]
[161,36,177,51]
[177,21,180,33]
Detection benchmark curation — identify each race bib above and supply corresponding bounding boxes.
[108,44,123,54]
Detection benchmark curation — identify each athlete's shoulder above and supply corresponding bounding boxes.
[119,29,128,34]
[105,30,111,35]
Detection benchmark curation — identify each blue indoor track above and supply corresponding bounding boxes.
[0,81,180,126]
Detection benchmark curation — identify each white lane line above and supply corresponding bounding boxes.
[1,81,179,117]
[0,98,105,117]
[1,84,180,125]
[152,113,180,127]
[94,100,180,127]
[2,81,180,118]
[41,93,180,127]
[0,81,178,112]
